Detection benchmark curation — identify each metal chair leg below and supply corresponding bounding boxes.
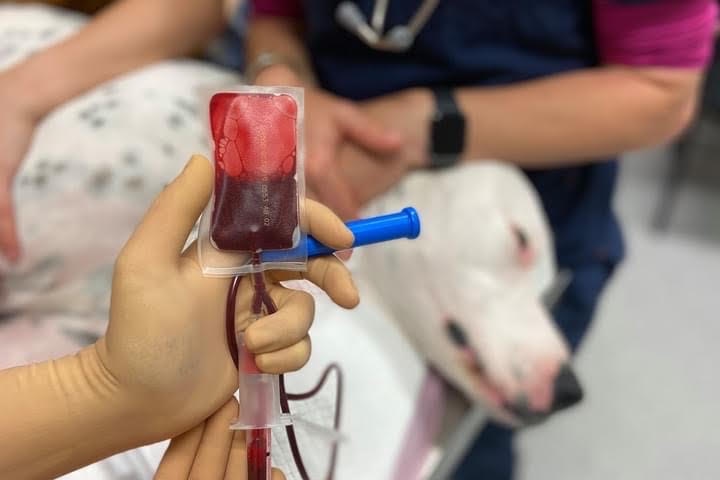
[651,134,693,232]
[428,406,487,480]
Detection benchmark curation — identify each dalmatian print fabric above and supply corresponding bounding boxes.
[0,4,241,369]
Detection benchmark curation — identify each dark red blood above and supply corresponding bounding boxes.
[225,276,241,369]
[247,428,271,480]
[209,92,298,252]
[212,177,297,251]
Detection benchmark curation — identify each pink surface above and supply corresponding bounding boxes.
[251,0,301,17]
[594,0,718,68]
[391,371,445,480]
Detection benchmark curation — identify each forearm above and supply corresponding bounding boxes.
[456,65,701,168]
[246,14,315,86]
[3,0,224,119]
[0,344,153,479]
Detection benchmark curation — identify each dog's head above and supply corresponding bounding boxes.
[431,258,580,426]
[361,162,582,426]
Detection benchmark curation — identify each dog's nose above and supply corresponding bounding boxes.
[551,364,583,413]
[505,364,583,425]
[506,364,583,426]
[505,398,548,426]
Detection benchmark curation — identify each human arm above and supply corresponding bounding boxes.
[338,0,717,205]
[361,66,702,170]
[337,68,703,207]
[1,0,225,120]
[456,0,716,166]
[454,66,701,167]
[0,0,226,260]
[0,155,359,479]
[381,0,715,168]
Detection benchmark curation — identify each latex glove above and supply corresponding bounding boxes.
[156,398,285,479]
[0,75,39,262]
[255,66,404,220]
[101,154,359,439]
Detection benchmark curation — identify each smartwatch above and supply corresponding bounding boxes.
[429,87,466,169]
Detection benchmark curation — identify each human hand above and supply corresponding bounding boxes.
[0,75,40,262]
[97,155,359,441]
[255,65,404,220]
[338,88,434,208]
[336,142,408,208]
[155,398,285,480]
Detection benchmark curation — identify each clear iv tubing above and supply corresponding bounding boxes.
[249,266,272,480]
[227,271,315,480]
[226,254,278,480]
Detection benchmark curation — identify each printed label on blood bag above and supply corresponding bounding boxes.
[209,92,299,252]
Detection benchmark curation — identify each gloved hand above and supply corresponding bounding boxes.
[0,154,358,478]
[99,154,360,440]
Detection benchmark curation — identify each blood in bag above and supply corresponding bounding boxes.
[209,92,299,252]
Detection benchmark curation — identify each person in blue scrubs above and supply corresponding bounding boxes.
[245,0,717,477]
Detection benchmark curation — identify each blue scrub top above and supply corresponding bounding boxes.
[302,0,624,269]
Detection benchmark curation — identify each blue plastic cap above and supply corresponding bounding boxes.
[306,206,421,257]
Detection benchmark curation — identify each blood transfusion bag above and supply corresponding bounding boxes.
[210,92,299,251]
[198,87,306,276]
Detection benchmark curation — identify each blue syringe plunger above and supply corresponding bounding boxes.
[305,207,421,257]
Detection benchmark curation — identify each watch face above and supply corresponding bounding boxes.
[432,111,466,156]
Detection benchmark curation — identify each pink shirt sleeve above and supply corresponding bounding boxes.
[251,0,303,17]
[594,0,718,68]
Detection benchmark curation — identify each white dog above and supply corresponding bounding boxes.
[279,163,581,479]
[362,163,580,424]
[0,6,581,480]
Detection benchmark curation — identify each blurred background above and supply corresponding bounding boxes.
[519,97,720,478]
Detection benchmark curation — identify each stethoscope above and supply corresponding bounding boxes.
[335,0,440,52]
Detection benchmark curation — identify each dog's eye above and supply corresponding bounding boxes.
[512,225,529,250]
[446,320,469,347]
[511,224,535,267]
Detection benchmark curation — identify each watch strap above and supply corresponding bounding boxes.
[429,87,465,169]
